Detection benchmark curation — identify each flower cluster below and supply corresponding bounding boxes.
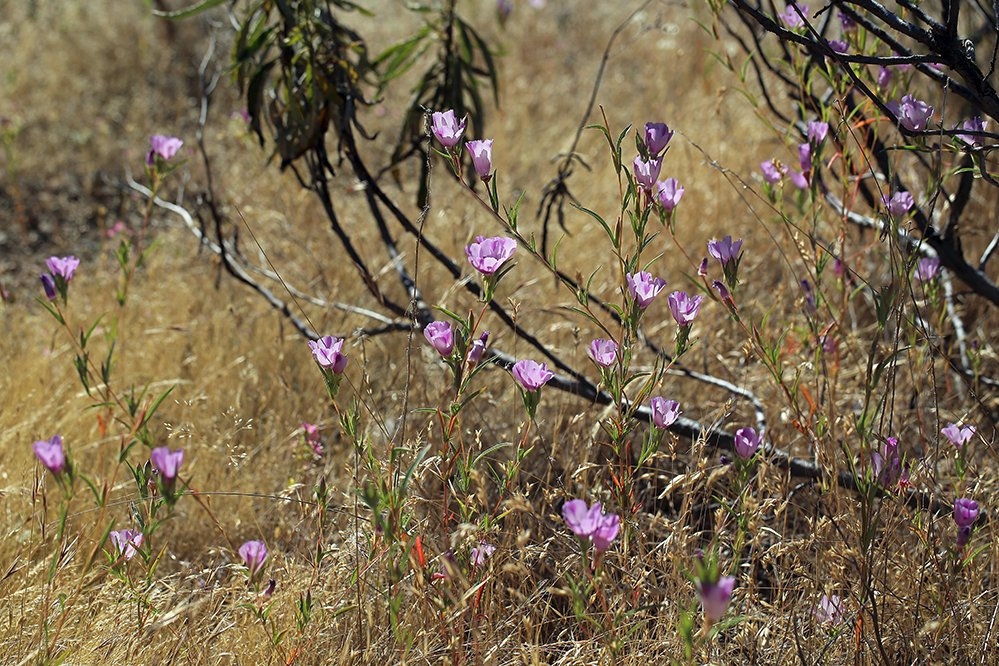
[561,499,620,552]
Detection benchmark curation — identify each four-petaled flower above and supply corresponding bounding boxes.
[512,359,554,391]
[626,271,667,309]
[309,336,349,373]
[470,541,495,567]
[957,116,987,147]
[697,575,736,624]
[655,178,684,211]
[431,110,466,148]
[915,256,940,282]
[734,426,762,459]
[707,236,743,265]
[807,120,829,144]
[466,236,517,276]
[46,256,80,282]
[146,134,183,165]
[815,594,843,625]
[465,139,493,180]
[650,397,681,429]
[588,338,618,368]
[953,497,979,530]
[941,422,975,449]
[668,290,703,326]
[884,191,914,219]
[150,446,184,480]
[891,95,934,131]
[644,122,674,156]
[239,539,269,579]
[110,529,144,561]
[424,321,455,357]
[33,435,66,476]
[632,156,662,191]
[562,499,621,552]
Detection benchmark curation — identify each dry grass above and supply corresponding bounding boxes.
[2,1,998,664]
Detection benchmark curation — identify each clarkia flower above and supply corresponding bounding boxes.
[778,2,809,28]
[697,575,736,624]
[626,271,667,309]
[941,423,975,449]
[734,427,762,459]
[302,422,323,455]
[884,191,914,219]
[655,178,684,211]
[309,335,349,373]
[697,257,709,277]
[431,110,466,148]
[915,256,940,283]
[760,159,786,184]
[46,256,80,282]
[561,499,620,552]
[644,122,674,156]
[668,290,703,326]
[789,170,809,189]
[815,594,843,625]
[470,541,495,567]
[838,10,856,31]
[466,236,517,276]
[871,436,907,489]
[151,446,184,480]
[424,321,455,357]
[633,156,662,191]
[953,497,979,529]
[33,435,66,476]
[876,66,892,89]
[40,273,57,300]
[650,397,681,429]
[467,331,489,366]
[239,539,269,579]
[807,121,829,144]
[512,359,554,391]
[798,142,812,174]
[110,529,144,561]
[707,236,742,265]
[465,139,493,180]
[891,95,934,131]
[957,116,987,147]
[146,134,183,165]
[828,39,848,53]
[588,338,618,368]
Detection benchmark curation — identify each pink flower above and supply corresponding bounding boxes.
[465,139,493,179]
[957,116,987,147]
[807,120,829,144]
[146,134,183,165]
[512,359,554,391]
[626,271,667,309]
[778,2,809,28]
[734,427,762,459]
[466,236,517,275]
[239,539,269,579]
[650,397,681,429]
[431,110,466,148]
[941,423,975,448]
[760,159,786,184]
[632,156,662,191]
[150,446,184,480]
[707,236,743,265]
[815,594,843,624]
[644,122,674,156]
[46,256,80,282]
[110,529,144,561]
[470,542,495,567]
[890,95,934,131]
[424,321,455,356]
[884,191,914,219]
[33,435,66,476]
[561,499,620,552]
[655,178,684,211]
[302,422,323,455]
[467,331,489,366]
[309,336,348,373]
[953,497,980,529]
[877,66,893,89]
[697,575,736,623]
[668,290,703,326]
[588,338,618,368]
[798,142,812,174]
[915,256,940,282]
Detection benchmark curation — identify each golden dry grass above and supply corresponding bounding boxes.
[2,1,999,664]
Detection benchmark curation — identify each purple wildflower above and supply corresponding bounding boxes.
[941,423,975,449]
[309,336,349,373]
[707,236,743,265]
[633,156,663,191]
[884,191,914,219]
[146,134,183,165]
[239,539,268,579]
[512,359,554,391]
[734,427,762,459]
[779,3,809,28]
[424,321,455,357]
[588,338,618,368]
[467,331,489,366]
[110,529,144,561]
[465,139,493,179]
[954,497,980,530]
[828,39,848,53]
[644,122,674,156]
[46,256,80,283]
[957,116,987,147]
[562,499,620,552]
[150,446,183,481]
[470,542,495,567]
[650,397,681,429]
[33,435,66,476]
[815,594,843,624]
[667,290,703,326]
[40,273,57,300]
[760,159,786,184]
[466,236,517,276]
[892,95,934,131]
[626,271,667,309]
[655,178,684,211]
[915,256,940,282]
[807,121,829,144]
[431,110,466,148]
[876,66,892,89]
[302,422,323,455]
[697,575,736,624]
